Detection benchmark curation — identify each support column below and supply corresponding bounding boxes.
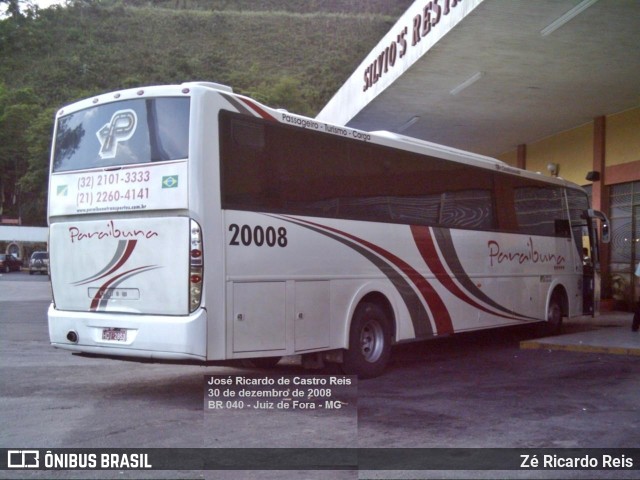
[592,116,610,298]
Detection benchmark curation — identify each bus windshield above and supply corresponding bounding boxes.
[53,97,190,172]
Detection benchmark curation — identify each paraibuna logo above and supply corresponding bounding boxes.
[488,237,566,268]
[68,220,158,243]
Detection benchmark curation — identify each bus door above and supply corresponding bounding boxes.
[583,210,611,315]
[581,220,596,316]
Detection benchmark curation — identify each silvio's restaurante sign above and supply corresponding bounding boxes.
[362,0,464,92]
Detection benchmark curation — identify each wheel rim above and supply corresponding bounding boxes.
[548,302,561,327]
[360,319,385,363]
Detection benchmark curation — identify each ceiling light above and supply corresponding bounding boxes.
[540,0,599,37]
[397,116,421,133]
[450,72,484,96]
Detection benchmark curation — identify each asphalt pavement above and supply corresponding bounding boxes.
[1,272,638,480]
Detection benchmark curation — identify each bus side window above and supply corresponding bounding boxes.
[554,219,571,237]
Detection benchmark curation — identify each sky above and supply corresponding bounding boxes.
[32,0,67,8]
[34,0,65,6]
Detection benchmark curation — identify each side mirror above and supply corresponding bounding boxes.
[601,221,610,244]
[587,209,611,244]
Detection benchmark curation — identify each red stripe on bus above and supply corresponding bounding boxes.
[411,226,490,312]
[89,265,156,311]
[289,217,454,335]
[411,225,525,321]
[239,98,277,121]
[75,240,138,286]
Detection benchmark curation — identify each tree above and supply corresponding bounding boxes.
[249,76,313,117]
[0,87,40,223]
[19,107,56,225]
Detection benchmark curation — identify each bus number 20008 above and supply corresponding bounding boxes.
[228,224,288,248]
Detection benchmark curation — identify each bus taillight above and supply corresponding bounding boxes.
[189,220,203,312]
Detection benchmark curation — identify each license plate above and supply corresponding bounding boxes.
[102,328,127,342]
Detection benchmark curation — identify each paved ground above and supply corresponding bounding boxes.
[1,272,638,479]
[522,311,640,356]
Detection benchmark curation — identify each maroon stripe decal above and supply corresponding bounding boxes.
[74,240,138,286]
[412,226,491,313]
[89,265,157,311]
[238,98,277,121]
[411,226,530,321]
[289,216,454,335]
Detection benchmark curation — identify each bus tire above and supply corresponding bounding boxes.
[546,294,563,335]
[342,302,392,379]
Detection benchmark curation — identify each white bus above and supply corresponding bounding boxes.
[48,82,609,378]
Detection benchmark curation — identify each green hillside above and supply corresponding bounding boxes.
[0,0,410,225]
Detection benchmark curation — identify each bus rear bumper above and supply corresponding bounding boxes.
[48,304,207,361]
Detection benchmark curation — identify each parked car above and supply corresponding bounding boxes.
[29,251,49,275]
[0,253,22,273]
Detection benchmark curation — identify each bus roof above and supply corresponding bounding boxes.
[55,81,585,193]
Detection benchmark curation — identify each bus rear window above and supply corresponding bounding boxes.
[53,97,189,172]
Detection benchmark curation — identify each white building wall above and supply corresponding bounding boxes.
[0,225,48,242]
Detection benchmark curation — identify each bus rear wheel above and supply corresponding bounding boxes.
[342,302,392,379]
[546,295,563,335]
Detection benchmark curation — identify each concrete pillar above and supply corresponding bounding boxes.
[592,116,610,298]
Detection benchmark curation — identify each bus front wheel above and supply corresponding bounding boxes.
[342,302,392,379]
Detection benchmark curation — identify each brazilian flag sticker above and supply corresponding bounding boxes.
[162,175,179,189]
